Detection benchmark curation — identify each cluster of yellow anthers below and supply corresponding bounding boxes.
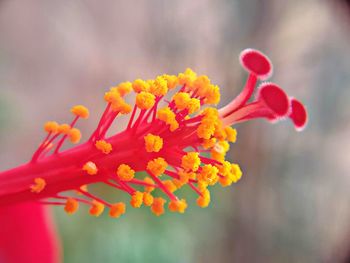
[1,49,307,222]
[26,68,242,219]
[43,105,89,145]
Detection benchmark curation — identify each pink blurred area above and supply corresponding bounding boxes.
[0,202,60,263]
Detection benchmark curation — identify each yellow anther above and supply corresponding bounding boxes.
[213,143,224,154]
[162,74,178,89]
[193,76,218,103]
[198,164,219,186]
[172,179,184,189]
[143,192,154,206]
[181,152,201,172]
[225,126,237,143]
[213,126,227,141]
[187,171,197,182]
[197,123,215,139]
[30,177,46,193]
[187,98,201,114]
[121,103,132,114]
[157,107,175,123]
[218,161,234,187]
[211,150,225,162]
[111,97,132,114]
[64,198,79,214]
[144,177,155,192]
[173,170,193,188]
[169,199,187,213]
[136,91,155,110]
[95,140,113,154]
[104,89,121,103]
[44,121,59,133]
[149,76,168,96]
[202,107,219,119]
[82,161,98,175]
[198,180,208,192]
[144,133,163,153]
[184,68,197,77]
[173,92,191,110]
[68,128,81,144]
[197,110,219,139]
[157,107,179,131]
[196,189,210,208]
[201,118,218,128]
[130,191,143,208]
[89,200,105,217]
[204,85,220,105]
[58,124,71,134]
[109,202,126,218]
[151,197,166,216]
[132,79,150,93]
[71,105,89,119]
[217,161,232,177]
[219,176,233,187]
[201,109,218,121]
[116,82,132,96]
[163,180,177,193]
[147,157,168,176]
[201,108,220,125]
[170,121,179,131]
[193,75,211,97]
[218,141,230,152]
[178,68,197,88]
[230,163,242,183]
[116,164,135,181]
[202,138,217,149]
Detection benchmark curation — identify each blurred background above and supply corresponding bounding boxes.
[0,0,350,262]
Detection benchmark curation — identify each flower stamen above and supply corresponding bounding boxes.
[0,48,308,219]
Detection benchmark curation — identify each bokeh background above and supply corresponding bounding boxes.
[1,0,350,262]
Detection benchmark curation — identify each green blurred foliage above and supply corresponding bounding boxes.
[54,184,234,263]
